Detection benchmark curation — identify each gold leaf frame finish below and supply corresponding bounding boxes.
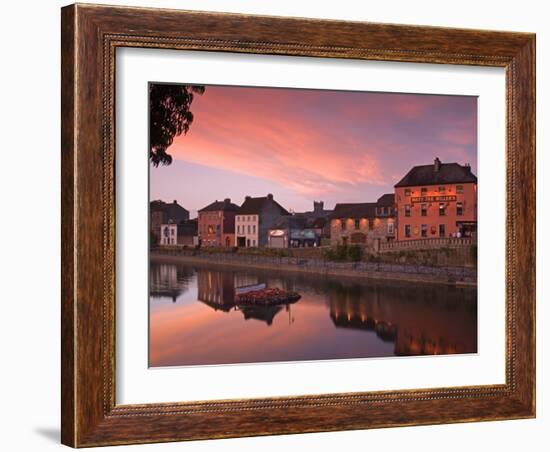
[61,4,535,447]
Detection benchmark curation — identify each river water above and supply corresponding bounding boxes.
[149,260,477,367]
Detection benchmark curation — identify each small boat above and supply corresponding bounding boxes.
[235,284,301,306]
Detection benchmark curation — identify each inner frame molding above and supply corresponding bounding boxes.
[61,3,535,447]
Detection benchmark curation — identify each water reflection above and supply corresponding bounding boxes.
[149,261,477,366]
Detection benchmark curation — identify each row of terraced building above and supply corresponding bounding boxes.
[152,158,477,248]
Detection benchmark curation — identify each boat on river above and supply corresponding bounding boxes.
[235,283,301,306]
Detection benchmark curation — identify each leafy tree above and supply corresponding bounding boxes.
[149,84,205,166]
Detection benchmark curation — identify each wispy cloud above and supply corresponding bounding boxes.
[152,85,477,211]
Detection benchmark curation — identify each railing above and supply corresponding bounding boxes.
[379,237,474,253]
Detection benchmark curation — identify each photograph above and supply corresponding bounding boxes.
[148,83,479,367]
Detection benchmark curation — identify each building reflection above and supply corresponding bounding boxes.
[197,270,237,312]
[196,268,290,326]
[151,263,476,356]
[149,263,193,302]
[328,282,476,355]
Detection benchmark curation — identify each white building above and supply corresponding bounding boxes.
[235,194,290,247]
[160,223,177,245]
[235,214,259,247]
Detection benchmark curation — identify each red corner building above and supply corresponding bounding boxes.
[394,158,477,241]
[198,198,239,247]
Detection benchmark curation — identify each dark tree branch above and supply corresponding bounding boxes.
[149,84,205,166]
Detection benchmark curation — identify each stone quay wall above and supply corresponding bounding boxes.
[151,248,477,286]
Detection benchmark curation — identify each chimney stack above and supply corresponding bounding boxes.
[245,195,251,201]
[434,157,441,172]
[224,198,230,205]
[267,193,273,200]
[173,200,177,204]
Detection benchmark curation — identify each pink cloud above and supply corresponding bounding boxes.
[170,87,387,195]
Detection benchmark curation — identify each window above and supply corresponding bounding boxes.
[421,224,428,238]
[247,215,250,221]
[439,224,446,238]
[252,239,256,247]
[421,187,427,196]
[405,204,411,217]
[247,225,251,234]
[170,228,174,236]
[439,203,446,216]
[457,202,464,216]
[404,224,411,238]
[237,225,241,234]
[439,186,446,193]
[252,225,256,234]
[387,222,395,234]
[354,218,360,230]
[208,225,215,234]
[405,189,411,197]
[421,204,427,216]
[457,185,464,194]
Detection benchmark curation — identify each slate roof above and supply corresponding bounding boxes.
[395,162,477,188]
[237,196,290,216]
[150,200,189,221]
[376,193,395,207]
[198,199,239,212]
[330,203,377,220]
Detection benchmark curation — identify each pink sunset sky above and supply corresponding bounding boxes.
[150,84,477,217]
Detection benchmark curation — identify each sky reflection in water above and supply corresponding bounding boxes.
[149,261,477,367]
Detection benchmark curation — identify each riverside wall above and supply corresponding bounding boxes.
[151,249,477,287]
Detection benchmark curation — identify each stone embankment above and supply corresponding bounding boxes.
[151,248,476,286]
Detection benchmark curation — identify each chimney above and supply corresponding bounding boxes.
[434,157,441,172]
[173,200,177,204]
[224,198,230,205]
[245,196,251,201]
[267,193,273,200]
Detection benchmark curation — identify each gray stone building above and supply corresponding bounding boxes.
[330,194,396,246]
[235,194,290,247]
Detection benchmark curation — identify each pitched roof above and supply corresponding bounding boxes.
[150,200,166,212]
[331,203,377,219]
[237,196,290,216]
[198,199,239,212]
[376,193,395,207]
[395,161,477,187]
[150,200,189,220]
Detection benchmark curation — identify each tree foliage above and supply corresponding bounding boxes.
[149,84,205,166]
